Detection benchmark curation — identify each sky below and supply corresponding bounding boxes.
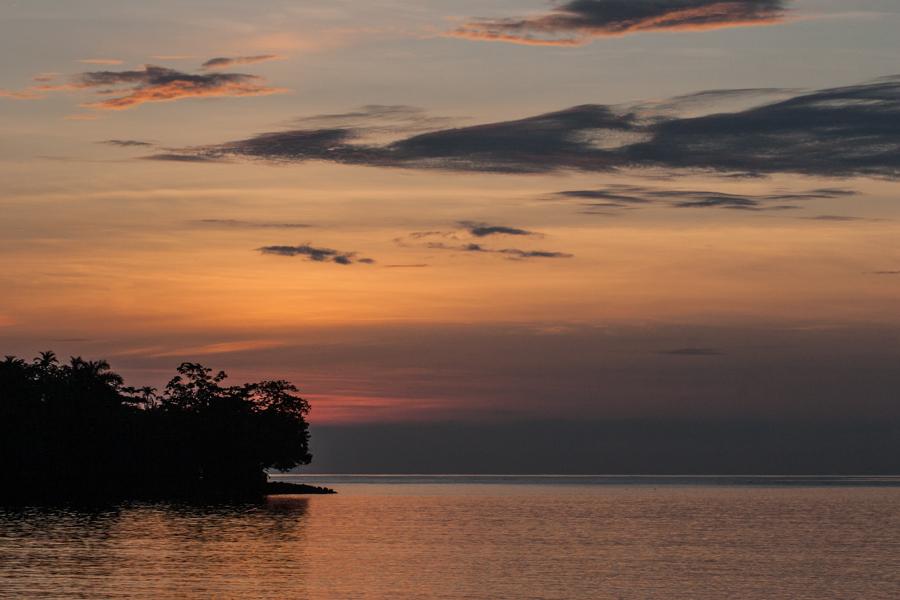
[2,0,900,473]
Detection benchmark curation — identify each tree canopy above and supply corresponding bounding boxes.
[0,352,312,500]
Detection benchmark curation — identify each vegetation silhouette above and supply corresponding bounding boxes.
[0,352,334,502]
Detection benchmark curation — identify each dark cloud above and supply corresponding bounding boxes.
[156,77,900,180]
[660,347,724,356]
[4,63,284,110]
[143,153,225,163]
[554,184,856,214]
[98,139,154,147]
[628,87,800,118]
[872,271,900,275]
[802,215,867,222]
[191,219,311,229]
[428,242,573,260]
[458,221,536,237]
[621,78,900,179]
[450,0,789,46]
[74,64,285,110]
[201,55,282,70]
[290,105,462,138]
[396,222,565,260]
[257,244,373,265]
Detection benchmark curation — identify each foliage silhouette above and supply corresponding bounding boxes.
[0,352,328,501]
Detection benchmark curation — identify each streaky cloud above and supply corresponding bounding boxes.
[257,244,374,265]
[201,54,283,70]
[148,76,900,180]
[76,65,286,110]
[427,242,573,260]
[78,58,124,65]
[458,221,536,237]
[450,0,790,46]
[98,139,154,147]
[554,184,856,213]
[191,219,312,229]
[801,215,867,222]
[143,153,225,163]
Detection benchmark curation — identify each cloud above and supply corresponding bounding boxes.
[802,215,866,222]
[74,65,286,110]
[449,0,789,46]
[553,184,856,213]
[3,64,286,110]
[458,221,536,237]
[427,242,573,260]
[191,219,312,229]
[872,271,900,275]
[98,139,154,147]
[257,244,374,265]
[201,54,283,70]
[288,105,463,145]
[628,87,800,118]
[396,221,559,259]
[0,89,43,100]
[144,76,900,180]
[78,58,124,65]
[659,347,724,356]
[142,153,225,162]
[32,72,60,83]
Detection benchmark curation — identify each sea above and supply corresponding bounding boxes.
[1,475,898,599]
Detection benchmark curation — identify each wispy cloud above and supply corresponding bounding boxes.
[2,62,286,111]
[450,0,790,46]
[98,139,154,147]
[77,65,286,110]
[191,219,312,229]
[32,72,60,83]
[458,221,536,237]
[426,242,572,260]
[0,89,43,100]
[201,54,284,70]
[257,243,374,265]
[78,58,124,65]
[151,76,900,179]
[801,215,867,222]
[142,153,225,162]
[396,222,569,261]
[554,184,856,215]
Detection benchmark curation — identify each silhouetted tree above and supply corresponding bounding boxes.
[0,353,313,501]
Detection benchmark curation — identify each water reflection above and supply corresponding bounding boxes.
[1,487,899,599]
[0,497,310,599]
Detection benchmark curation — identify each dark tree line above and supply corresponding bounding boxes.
[0,352,312,500]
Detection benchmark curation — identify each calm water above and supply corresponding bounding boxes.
[1,476,899,599]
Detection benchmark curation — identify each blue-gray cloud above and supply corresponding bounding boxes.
[144,77,900,180]
[458,221,536,237]
[450,0,789,46]
[192,219,312,229]
[257,244,374,265]
[554,184,857,213]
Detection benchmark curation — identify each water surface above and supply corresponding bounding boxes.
[1,476,898,599]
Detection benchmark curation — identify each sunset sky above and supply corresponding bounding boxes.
[2,1,899,471]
